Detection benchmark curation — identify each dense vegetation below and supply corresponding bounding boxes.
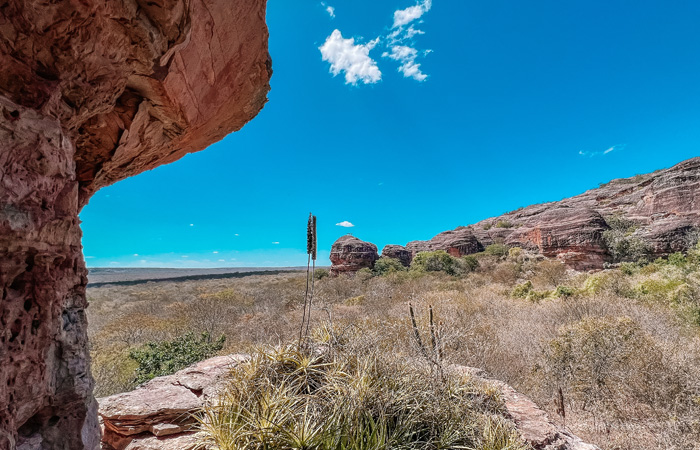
[198,342,527,450]
[88,243,700,449]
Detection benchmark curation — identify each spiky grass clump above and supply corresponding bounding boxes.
[198,343,529,450]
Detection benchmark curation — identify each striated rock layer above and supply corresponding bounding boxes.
[99,355,248,450]
[329,235,379,276]
[0,1,271,448]
[378,158,700,270]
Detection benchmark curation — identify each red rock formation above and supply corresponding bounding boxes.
[379,158,700,270]
[380,245,412,267]
[0,1,271,448]
[99,355,247,450]
[329,235,379,275]
[406,228,484,259]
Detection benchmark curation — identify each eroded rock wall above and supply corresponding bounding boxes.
[0,0,271,447]
[375,157,700,271]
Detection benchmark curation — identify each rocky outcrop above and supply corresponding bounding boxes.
[406,228,484,259]
[377,158,700,270]
[381,245,412,267]
[99,355,247,450]
[452,366,598,450]
[329,235,379,275]
[0,1,271,448]
[100,356,599,450]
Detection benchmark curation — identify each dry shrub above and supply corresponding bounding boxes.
[88,258,700,449]
[532,259,568,288]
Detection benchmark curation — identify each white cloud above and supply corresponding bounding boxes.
[404,25,425,39]
[189,223,194,227]
[234,233,239,236]
[321,2,335,18]
[218,259,225,262]
[319,30,381,85]
[85,256,95,259]
[578,144,626,157]
[336,221,355,227]
[272,241,280,244]
[383,45,428,81]
[212,251,219,254]
[393,0,432,28]
[133,253,139,256]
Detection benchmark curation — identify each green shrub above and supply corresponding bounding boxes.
[484,244,509,258]
[511,281,534,299]
[602,214,652,263]
[411,250,461,275]
[495,220,513,229]
[511,281,551,301]
[554,285,576,298]
[619,262,639,276]
[507,247,523,261]
[314,268,329,280]
[373,257,407,276]
[668,252,688,267]
[635,277,685,301]
[129,332,225,384]
[462,255,480,272]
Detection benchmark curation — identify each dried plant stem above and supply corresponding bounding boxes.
[299,253,311,345]
[409,303,429,360]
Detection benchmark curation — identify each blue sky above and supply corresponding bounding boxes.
[80,0,700,268]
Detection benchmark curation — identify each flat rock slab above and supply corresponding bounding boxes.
[99,355,248,449]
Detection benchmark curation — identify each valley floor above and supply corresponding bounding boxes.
[88,250,700,450]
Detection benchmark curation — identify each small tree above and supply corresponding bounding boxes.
[129,332,225,384]
[374,257,407,275]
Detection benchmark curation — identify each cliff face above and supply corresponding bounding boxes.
[333,158,700,275]
[381,157,700,271]
[0,1,271,448]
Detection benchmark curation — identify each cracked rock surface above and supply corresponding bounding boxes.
[0,1,271,448]
[98,355,248,450]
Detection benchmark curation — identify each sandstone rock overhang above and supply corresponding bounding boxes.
[0,1,271,448]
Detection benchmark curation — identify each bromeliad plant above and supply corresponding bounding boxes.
[197,337,529,450]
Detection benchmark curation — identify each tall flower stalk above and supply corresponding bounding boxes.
[299,213,317,344]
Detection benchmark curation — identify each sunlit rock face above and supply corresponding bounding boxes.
[329,235,379,275]
[0,0,271,447]
[376,157,700,271]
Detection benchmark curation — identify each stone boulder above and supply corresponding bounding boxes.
[381,245,412,267]
[329,235,379,275]
[99,355,248,450]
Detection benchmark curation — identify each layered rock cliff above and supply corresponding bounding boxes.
[0,1,271,448]
[370,158,698,271]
